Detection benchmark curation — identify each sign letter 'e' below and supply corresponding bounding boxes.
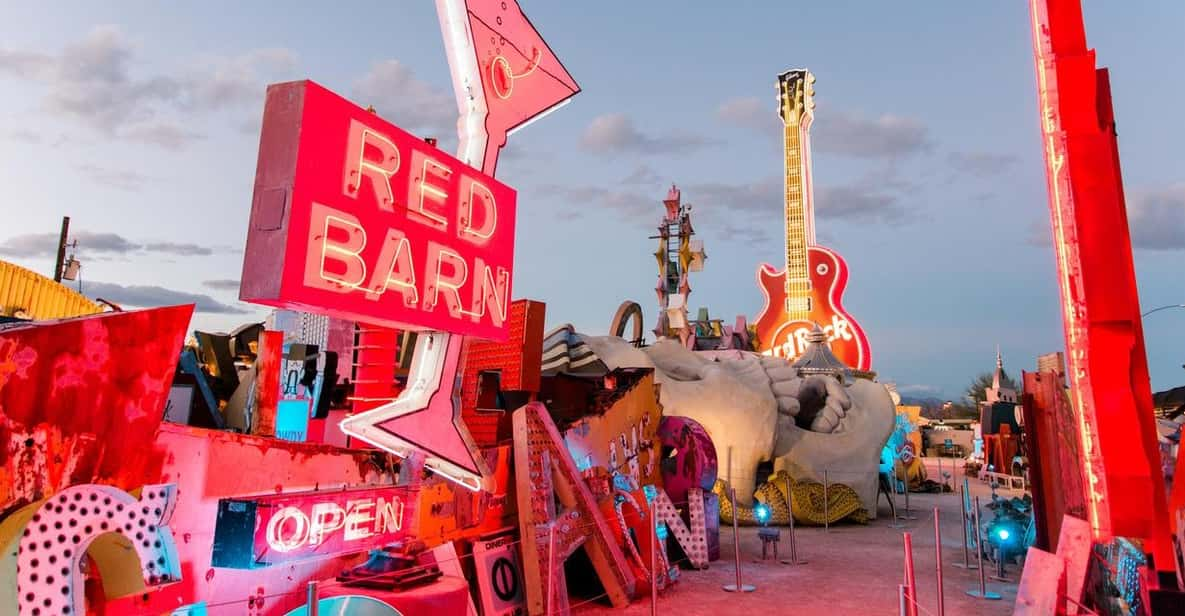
[409,150,451,229]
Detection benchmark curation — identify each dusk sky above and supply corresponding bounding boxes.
[1,2,1182,400]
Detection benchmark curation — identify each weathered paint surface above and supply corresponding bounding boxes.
[107,423,402,615]
[0,306,192,517]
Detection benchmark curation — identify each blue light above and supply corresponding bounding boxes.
[754,503,771,525]
[996,528,1010,542]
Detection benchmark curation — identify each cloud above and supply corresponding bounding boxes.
[0,231,139,257]
[352,60,456,138]
[120,120,205,150]
[897,384,944,396]
[180,48,296,111]
[202,279,241,291]
[1023,184,1185,251]
[813,110,930,159]
[6,129,42,144]
[815,184,907,223]
[84,281,249,314]
[533,184,653,222]
[0,26,295,148]
[0,230,222,258]
[580,113,715,156]
[948,151,1017,178]
[622,164,663,186]
[1129,183,1185,250]
[143,242,215,256]
[79,164,149,191]
[715,97,777,133]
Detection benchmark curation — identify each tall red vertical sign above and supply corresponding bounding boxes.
[1029,0,1171,569]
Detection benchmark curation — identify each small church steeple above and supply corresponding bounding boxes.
[986,346,1016,404]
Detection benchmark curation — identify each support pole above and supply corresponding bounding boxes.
[934,507,945,616]
[651,495,658,616]
[722,487,755,593]
[903,532,918,616]
[823,470,830,533]
[965,496,1001,600]
[306,581,319,616]
[53,216,69,282]
[547,524,556,615]
[898,584,908,616]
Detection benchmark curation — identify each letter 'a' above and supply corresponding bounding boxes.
[513,402,636,614]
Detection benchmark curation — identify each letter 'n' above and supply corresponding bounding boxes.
[513,402,636,614]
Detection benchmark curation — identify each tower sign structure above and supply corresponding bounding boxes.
[650,185,705,346]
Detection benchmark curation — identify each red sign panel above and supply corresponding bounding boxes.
[240,80,517,341]
[213,486,415,568]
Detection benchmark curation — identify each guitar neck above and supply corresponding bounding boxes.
[783,116,813,315]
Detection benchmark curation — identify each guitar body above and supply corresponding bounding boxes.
[753,244,871,371]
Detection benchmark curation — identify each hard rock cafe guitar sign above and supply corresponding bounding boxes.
[753,69,872,371]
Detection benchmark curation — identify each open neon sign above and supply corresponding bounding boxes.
[212,486,413,568]
[240,80,517,341]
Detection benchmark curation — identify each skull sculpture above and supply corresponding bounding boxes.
[578,335,895,516]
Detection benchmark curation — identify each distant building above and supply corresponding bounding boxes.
[1153,385,1185,420]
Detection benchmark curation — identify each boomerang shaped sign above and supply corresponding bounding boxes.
[340,0,578,491]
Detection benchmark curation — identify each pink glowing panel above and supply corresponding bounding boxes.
[240,80,517,341]
[437,0,580,175]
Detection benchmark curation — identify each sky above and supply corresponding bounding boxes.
[1,1,1182,400]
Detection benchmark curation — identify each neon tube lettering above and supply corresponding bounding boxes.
[376,497,404,533]
[459,177,498,242]
[344,120,401,211]
[305,202,368,292]
[344,499,376,542]
[365,228,419,306]
[408,151,451,228]
[469,257,510,326]
[266,506,309,553]
[308,502,347,546]
[424,243,470,317]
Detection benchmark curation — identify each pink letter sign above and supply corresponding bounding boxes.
[240,80,516,341]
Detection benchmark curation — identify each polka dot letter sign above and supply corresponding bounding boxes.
[16,483,180,616]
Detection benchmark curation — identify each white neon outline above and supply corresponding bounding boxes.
[366,231,419,305]
[319,214,368,289]
[1030,0,1103,536]
[266,506,309,553]
[339,332,488,492]
[308,502,346,546]
[436,0,489,170]
[461,179,498,240]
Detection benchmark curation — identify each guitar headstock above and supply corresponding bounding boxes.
[777,68,816,126]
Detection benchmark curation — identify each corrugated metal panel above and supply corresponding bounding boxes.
[0,259,103,320]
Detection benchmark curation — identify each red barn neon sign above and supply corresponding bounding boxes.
[240,80,517,341]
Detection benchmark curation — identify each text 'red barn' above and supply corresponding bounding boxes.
[240,80,517,340]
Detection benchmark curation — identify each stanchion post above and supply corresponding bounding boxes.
[823,470,830,533]
[722,487,755,593]
[781,479,806,565]
[903,532,918,616]
[306,580,319,616]
[965,496,1001,600]
[934,507,944,616]
[651,495,659,616]
[952,484,976,570]
[898,584,908,616]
